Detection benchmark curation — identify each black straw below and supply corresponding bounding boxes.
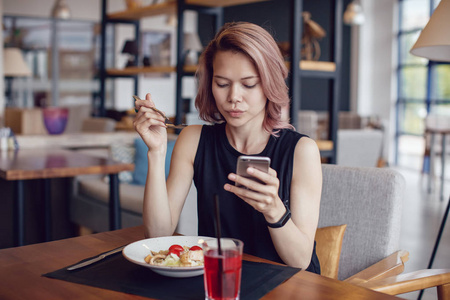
[214,194,222,255]
[214,194,223,297]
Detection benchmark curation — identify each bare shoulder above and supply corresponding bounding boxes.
[177,125,202,145]
[172,125,203,163]
[291,136,322,203]
[292,136,322,178]
[294,136,321,160]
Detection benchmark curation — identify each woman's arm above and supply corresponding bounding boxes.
[142,125,202,238]
[267,137,322,268]
[225,137,322,268]
[134,93,202,238]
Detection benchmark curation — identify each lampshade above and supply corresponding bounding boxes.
[184,32,203,52]
[410,0,450,62]
[121,40,138,55]
[3,48,32,77]
[343,0,365,26]
[51,0,71,19]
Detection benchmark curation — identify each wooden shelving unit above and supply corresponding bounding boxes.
[285,61,336,72]
[99,0,268,123]
[107,0,270,21]
[186,0,269,6]
[107,66,175,76]
[106,65,199,76]
[106,61,338,77]
[106,0,269,21]
[99,0,342,161]
[300,61,336,72]
[183,65,198,73]
[107,1,176,20]
[289,0,343,163]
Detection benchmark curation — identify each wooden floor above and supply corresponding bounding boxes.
[393,156,450,299]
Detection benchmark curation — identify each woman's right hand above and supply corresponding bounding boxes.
[133,93,168,151]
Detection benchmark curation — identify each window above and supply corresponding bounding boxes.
[396,0,450,166]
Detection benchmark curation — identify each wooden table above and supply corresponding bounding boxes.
[0,225,398,299]
[0,148,134,246]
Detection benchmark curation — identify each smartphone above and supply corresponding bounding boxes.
[235,156,271,187]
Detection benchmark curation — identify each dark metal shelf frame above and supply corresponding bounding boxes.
[289,0,343,164]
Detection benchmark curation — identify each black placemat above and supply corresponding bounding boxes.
[43,250,300,300]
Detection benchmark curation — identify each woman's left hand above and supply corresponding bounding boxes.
[224,167,286,223]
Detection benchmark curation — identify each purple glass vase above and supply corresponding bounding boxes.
[42,107,69,135]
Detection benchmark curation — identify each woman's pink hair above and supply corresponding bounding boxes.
[195,22,294,135]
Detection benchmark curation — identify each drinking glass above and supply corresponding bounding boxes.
[202,238,243,300]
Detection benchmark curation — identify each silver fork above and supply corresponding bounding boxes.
[133,95,187,129]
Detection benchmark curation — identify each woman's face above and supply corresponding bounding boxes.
[212,50,267,128]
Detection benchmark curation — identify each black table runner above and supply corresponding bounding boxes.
[43,250,301,300]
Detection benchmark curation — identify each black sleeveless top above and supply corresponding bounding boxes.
[193,123,320,274]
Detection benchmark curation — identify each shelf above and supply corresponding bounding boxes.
[186,0,269,7]
[106,65,200,76]
[108,1,176,20]
[111,63,337,77]
[316,140,333,152]
[107,66,176,76]
[183,65,197,73]
[285,61,336,72]
[107,0,268,20]
[285,60,337,78]
[107,62,335,78]
[300,61,335,72]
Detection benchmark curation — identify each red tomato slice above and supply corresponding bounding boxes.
[169,244,184,252]
[189,246,202,251]
[168,249,182,257]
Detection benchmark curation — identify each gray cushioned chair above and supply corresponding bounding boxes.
[319,164,405,280]
[318,164,450,298]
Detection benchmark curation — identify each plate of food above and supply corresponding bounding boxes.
[122,235,212,278]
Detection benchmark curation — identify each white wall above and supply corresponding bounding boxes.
[354,0,398,163]
[2,0,198,116]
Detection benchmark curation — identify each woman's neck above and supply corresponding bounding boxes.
[225,123,271,155]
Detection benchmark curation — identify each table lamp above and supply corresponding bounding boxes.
[409,1,450,298]
[3,47,32,107]
[121,40,138,68]
[410,0,450,62]
[343,0,365,26]
[51,0,71,19]
[184,32,203,65]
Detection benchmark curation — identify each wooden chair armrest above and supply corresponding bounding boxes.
[345,250,409,285]
[358,269,450,299]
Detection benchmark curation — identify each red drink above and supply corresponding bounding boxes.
[203,241,243,300]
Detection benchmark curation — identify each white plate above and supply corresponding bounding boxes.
[122,235,212,278]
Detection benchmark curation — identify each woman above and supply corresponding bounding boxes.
[134,22,322,273]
